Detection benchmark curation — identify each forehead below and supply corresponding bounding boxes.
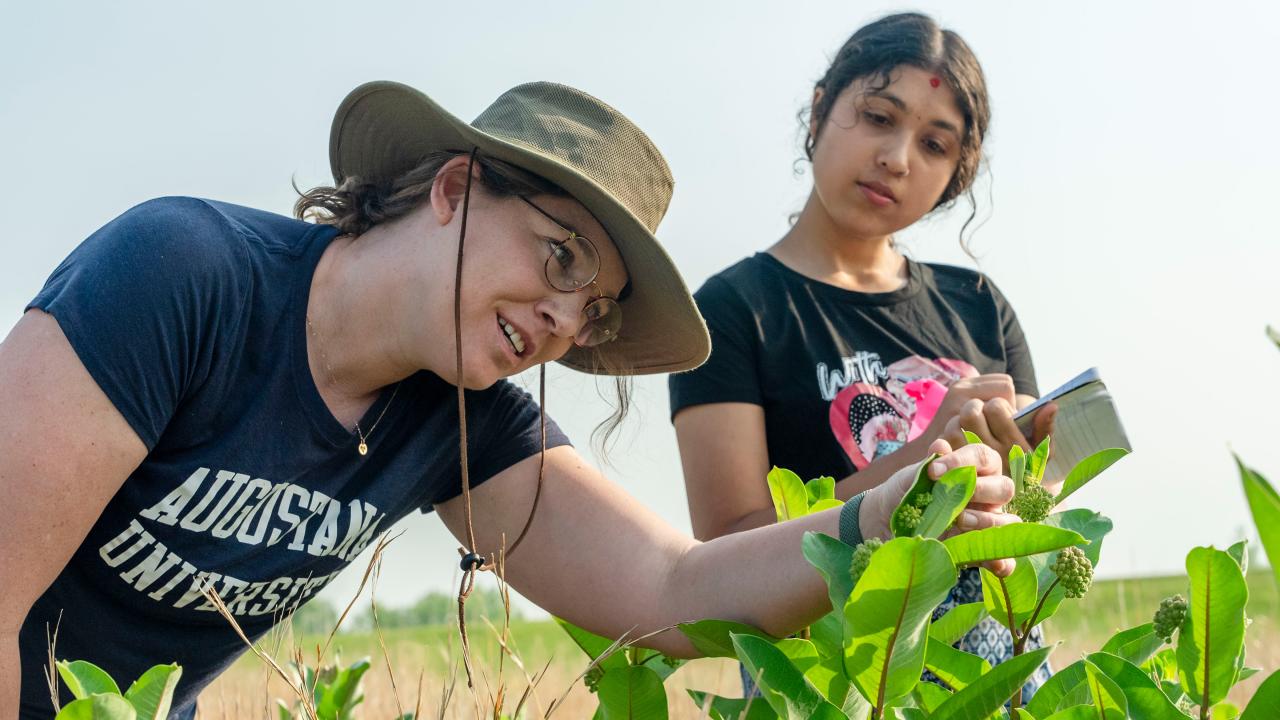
[848,66,965,130]
[523,193,630,295]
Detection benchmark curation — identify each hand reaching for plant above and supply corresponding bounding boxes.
[858,438,1018,575]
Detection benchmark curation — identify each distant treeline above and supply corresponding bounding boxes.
[290,588,521,635]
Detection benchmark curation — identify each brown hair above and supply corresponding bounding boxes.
[804,13,991,247]
[295,152,633,458]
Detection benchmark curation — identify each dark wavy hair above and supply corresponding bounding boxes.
[804,13,991,247]
[294,151,633,456]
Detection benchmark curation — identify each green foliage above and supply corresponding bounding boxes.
[1241,668,1280,719]
[1176,546,1248,710]
[769,467,845,523]
[596,665,668,720]
[353,588,516,630]
[848,537,884,589]
[928,646,1053,720]
[941,524,1085,567]
[1055,448,1128,505]
[1007,484,1055,523]
[891,462,976,539]
[1052,547,1094,599]
[53,660,182,720]
[1152,595,1188,643]
[1235,453,1280,592]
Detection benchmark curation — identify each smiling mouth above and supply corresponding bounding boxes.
[498,316,526,355]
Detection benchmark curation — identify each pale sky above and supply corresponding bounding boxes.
[3,1,1278,615]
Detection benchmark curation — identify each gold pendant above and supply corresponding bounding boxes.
[358,441,368,456]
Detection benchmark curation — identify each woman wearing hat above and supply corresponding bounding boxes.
[0,81,1017,718]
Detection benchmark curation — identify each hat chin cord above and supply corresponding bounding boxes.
[452,148,548,688]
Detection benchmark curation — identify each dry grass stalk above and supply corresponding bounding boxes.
[43,612,63,714]
[369,547,406,719]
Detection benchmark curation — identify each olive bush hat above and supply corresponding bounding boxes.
[329,81,710,376]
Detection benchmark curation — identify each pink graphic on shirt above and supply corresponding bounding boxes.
[829,356,978,469]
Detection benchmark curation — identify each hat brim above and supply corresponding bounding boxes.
[329,81,709,376]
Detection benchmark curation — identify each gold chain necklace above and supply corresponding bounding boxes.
[305,314,401,456]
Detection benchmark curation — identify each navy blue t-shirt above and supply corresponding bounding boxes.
[18,197,568,718]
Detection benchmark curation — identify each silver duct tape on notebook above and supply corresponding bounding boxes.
[1014,367,1132,484]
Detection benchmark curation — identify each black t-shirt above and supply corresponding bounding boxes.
[669,252,1038,483]
[19,198,569,718]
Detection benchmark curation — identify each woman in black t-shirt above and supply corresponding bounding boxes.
[669,13,1058,697]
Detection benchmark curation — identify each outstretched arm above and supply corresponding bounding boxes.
[0,311,148,717]
[435,440,1013,657]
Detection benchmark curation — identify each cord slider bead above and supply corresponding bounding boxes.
[460,552,484,572]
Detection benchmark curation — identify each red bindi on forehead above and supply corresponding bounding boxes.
[929,76,941,89]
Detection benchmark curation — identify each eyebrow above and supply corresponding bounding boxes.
[866,90,962,137]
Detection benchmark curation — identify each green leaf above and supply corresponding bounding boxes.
[1026,659,1086,718]
[911,682,952,713]
[1268,324,1280,350]
[944,524,1086,567]
[56,660,122,700]
[686,690,778,720]
[891,454,941,537]
[809,610,844,661]
[1235,453,1280,591]
[123,664,182,720]
[637,653,682,682]
[962,429,983,446]
[55,694,138,720]
[1011,710,1038,720]
[316,657,370,718]
[1054,448,1128,504]
[1142,648,1179,683]
[980,560,1039,632]
[1026,510,1113,626]
[1083,658,1128,718]
[802,531,858,616]
[810,499,845,514]
[677,619,775,659]
[776,638,849,707]
[929,602,988,646]
[1043,707,1122,720]
[1176,546,1248,709]
[1028,436,1051,484]
[807,476,837,504]
[913,466,977,539]
[732,634,847,719]
[1099,623,1165,667]
[1212,703,1242,719]
[928,645,1054,720]
[843,537,957,709]
[923,638,989,690]
[885,709,928,720]
[555,618,629,669]
[769,467,810,522]
[276,698,292,720]
[1009,445,1027,493]
[596,666,668,720]
[1227,540,1249,575]
[1241,668,1280,719]
[1086,652,1189,720]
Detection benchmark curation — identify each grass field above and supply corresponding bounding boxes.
[197,572,1279,718]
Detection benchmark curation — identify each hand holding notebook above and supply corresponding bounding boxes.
[1015,367,1131,484]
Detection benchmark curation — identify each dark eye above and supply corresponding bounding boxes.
[862,111,892,127]
[549,240,576,270]
[923,138,948,156]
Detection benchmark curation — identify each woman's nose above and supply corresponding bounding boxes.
[539,292,587,339]
[877,134,910,176]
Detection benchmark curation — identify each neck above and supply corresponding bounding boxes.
[769,191,906,292]
[306,224,426,406]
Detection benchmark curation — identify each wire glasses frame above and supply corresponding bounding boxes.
[519,196,622,347]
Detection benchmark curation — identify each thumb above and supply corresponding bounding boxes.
[928,437,954,455]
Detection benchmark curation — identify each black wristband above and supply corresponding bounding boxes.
[839,492,867,546]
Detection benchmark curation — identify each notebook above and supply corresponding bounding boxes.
[1014,367,1131,483]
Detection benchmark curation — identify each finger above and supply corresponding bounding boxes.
[971,474,1016,505]
[927,443,1001,480]
[1032,403,1059,445]
[940,416,966,450]
[982,558,1016,577]
[953,506,1019,533]
[957,399,996,446]
[983,397,1030,453]
[927,437,953,456]
[971,374,1017,403]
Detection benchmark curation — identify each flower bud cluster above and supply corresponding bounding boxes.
[1052,546,1093,599]
[897,505,923,533]
[1152,594,1188,642]
[584,665,604,693]
[849,537,885,588]
[1008,484,1055,523]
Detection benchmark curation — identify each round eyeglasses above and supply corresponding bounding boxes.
[520,197,622,347]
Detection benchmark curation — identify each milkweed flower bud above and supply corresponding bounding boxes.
[849,537,885,588]
[1152,594,1188,642]
[911,491,933,509]
[1007,484,1055,523]
[1052,546,1093,599]
[898,504,923,533]
[585,665,604,693]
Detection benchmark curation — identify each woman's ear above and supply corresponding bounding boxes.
[429,155,481,226]
[809,87,825,144]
